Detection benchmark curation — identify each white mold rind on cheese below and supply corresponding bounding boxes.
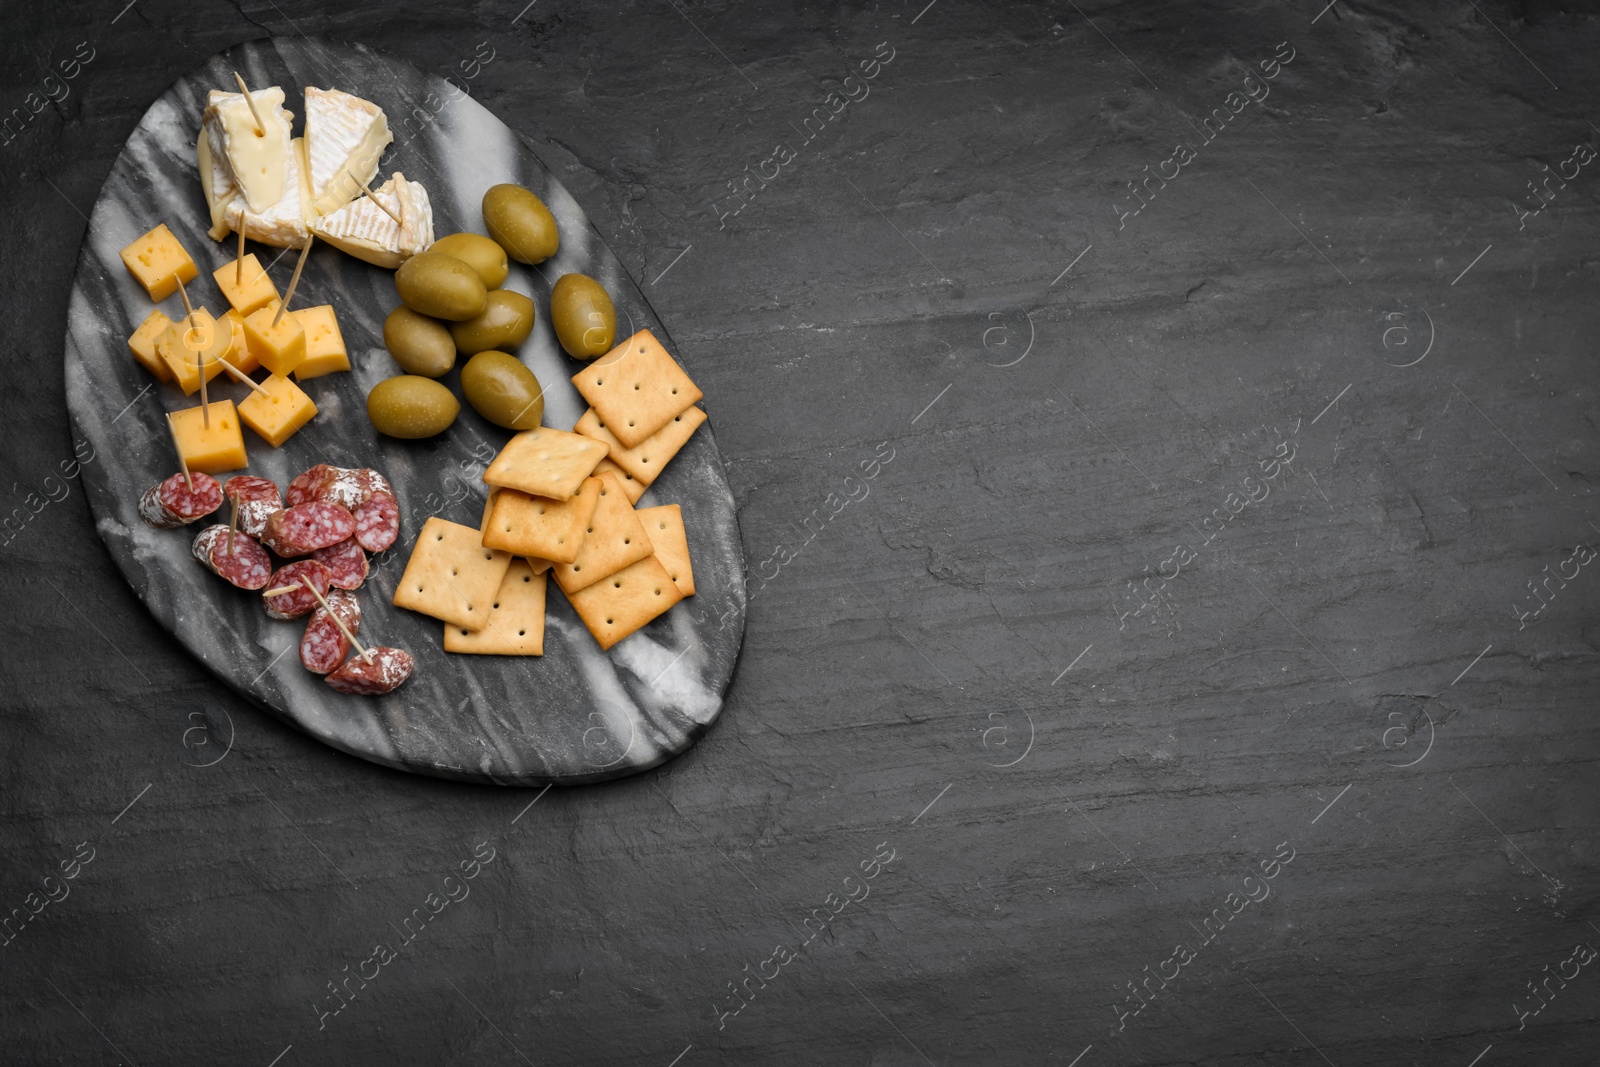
[304,87,393,217]
[309,171,433,268]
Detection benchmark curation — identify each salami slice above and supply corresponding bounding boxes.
[285,465,334,507]
[325,646,414,696]
[224,476,283,538]
[287,465,394,510]
[262,560,334,620]
[191,525,272,590]
[352,492,400,552]
[299,589,362,674]
[140,472,222,528]
[312,537,369,590]
[260,502,356,557]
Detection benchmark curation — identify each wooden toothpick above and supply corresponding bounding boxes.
[174,276,208,427]
[236,227,246,287]
[197,349,210,428]
[175,276,196,329]
[301,579,369,660]
[272,237,313,328]
[350,170,403,226]
[226,497,239,555]
[214,357,271,397]
[232,70,268,135]
[165,413,193,493]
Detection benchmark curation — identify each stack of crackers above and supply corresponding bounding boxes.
[392,329,703,654]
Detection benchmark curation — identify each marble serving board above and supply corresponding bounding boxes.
[63,37,746,786]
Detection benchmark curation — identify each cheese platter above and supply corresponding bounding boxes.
[64,37,747,785]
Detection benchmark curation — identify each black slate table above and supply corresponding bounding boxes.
[3,2,1596,1065]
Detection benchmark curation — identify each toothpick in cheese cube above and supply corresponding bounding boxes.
[168,400,248,473]
[239,373,318,447]
[157,309,232,395]
[212,252,280,316]
[242,301,307,376]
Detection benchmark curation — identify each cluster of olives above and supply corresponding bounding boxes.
[366,183,619,439]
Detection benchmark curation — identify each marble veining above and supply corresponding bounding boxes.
[63,38,746,786]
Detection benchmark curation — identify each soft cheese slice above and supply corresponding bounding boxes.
[223,137,313,248]
[304,87,392,217]
[309,171,433,268]
[196,132,237,240]
[203,87,293,213]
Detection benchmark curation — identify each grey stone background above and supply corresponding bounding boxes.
[2,1,1597,1064]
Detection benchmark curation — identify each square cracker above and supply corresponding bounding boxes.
[551,472,653,595]
[570,329,703,448]
[524,556,554,574]
[443,560,547,655]
[483,426,607,500]
[393,517,513,632]
[565,555,684,651]
[637,504,695,597]
[575,405,707,486]
[592,457,645,504]
[481,479,601,564]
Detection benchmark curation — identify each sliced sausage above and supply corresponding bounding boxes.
[262,560,334,620]
[140,472,222,528]
[223,475,283,538]
[260,502,356,557]
[192,525,272,590]
[311,537,369,590]
[352,492,400,552]
[299,589,362,674]
[325,647,415,696]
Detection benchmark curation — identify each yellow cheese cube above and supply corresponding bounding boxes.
[221,309,257,374]
[157,309,232,396]
[242,303,306,377]
[239,374,318,447]
[119,223,198,302]
[291,305,349,380]
[127,310,175,383]
[169,400,247,474]
[212,253,280,316]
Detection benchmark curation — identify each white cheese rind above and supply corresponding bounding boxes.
[309,171,433,269]
[304,87,393,217]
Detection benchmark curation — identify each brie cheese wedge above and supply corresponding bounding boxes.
[310,171,433,268]
[304,87,393,217]
[223,137,313,248]
[203,87,293,213]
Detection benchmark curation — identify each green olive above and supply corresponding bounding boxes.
[428,233,509,289]
[460,351,544,430]
[382,306,456,378]
[366,375,461,439]
[482,184,559,265]
[450,290,536,356]
[549,273,617,359]
[395,251,487,321]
